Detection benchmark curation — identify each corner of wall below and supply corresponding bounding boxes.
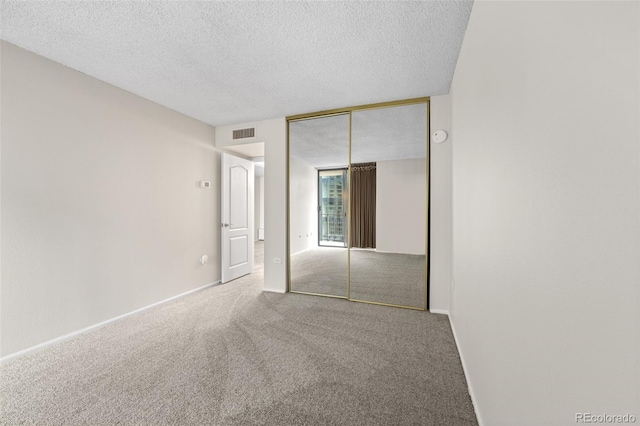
[263,117,288,294]
[428,94,453,314]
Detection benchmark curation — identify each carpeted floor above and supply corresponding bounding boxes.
[291,247,425,308]
[0,244,477,425]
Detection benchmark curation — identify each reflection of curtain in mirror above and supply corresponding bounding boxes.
[350,162,376,248]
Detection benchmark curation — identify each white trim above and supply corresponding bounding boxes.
[374,249,426,256]
[0,280,220,363]
[262,287,287,294]
[429,308,449,315]
[448,314,484,426]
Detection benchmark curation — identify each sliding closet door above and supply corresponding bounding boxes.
[349,103,428,309]
[289,114,350,298]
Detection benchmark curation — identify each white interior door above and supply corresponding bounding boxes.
[221,153,254,283]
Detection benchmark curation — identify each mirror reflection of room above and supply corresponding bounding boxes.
[288,101,428,310]
[289,114,349,298]
[349,103,428,309]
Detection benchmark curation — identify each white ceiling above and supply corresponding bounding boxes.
[289,102,428,168]
[0,1,473,127]
[290,114,350,168]
[352,103,428,163]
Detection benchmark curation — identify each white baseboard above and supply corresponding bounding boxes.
[262,287,287,294]
[375,249,425,255]
[429,308,449,315]
[448,315,484,426]
[0,280,220,363]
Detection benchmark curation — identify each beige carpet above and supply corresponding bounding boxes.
[0,256,477,425]
[291,247,425,308]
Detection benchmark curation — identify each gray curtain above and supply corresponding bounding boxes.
[350,163,376,248]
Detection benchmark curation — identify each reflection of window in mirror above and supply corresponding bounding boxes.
[319,169,348,248]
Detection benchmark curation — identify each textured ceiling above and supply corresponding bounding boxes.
[290,114,350,168]
[290,102,427,168]
[0,1,472,127]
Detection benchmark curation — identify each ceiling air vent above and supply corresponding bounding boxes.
[233,128,255,139]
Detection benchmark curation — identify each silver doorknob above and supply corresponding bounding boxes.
[222,223,229,227]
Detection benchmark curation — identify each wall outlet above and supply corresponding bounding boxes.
[200,255,208,264]
[273,257,282,264]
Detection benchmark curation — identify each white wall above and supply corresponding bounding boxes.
[449,2,639,425]
[429,95,452,313]
[376,159,426,255]
[0,41,219,357]
[262,118,288,293]
[211,116,288,293]
[289,157,317,254]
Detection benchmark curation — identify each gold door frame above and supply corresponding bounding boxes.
[287,97,431,311]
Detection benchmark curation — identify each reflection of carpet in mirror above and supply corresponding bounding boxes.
[290,247,425,309]
[350,249,425,309]
[290,247,349,298]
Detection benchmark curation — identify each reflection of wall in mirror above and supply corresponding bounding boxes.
[376,159,427,255]
[289,157,318,254]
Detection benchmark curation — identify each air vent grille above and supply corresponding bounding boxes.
[233,128,255,139]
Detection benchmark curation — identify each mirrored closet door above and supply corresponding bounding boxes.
[349,103,428,309]
[289,113,349,298]
[288,99,429,310]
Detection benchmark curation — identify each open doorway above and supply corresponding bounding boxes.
[220,142,265,280]
[254,162,265,271]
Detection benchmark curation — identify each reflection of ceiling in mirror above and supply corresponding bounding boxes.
[289,103,427,168]
[289,114,350,168]
[352,103,427,163]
